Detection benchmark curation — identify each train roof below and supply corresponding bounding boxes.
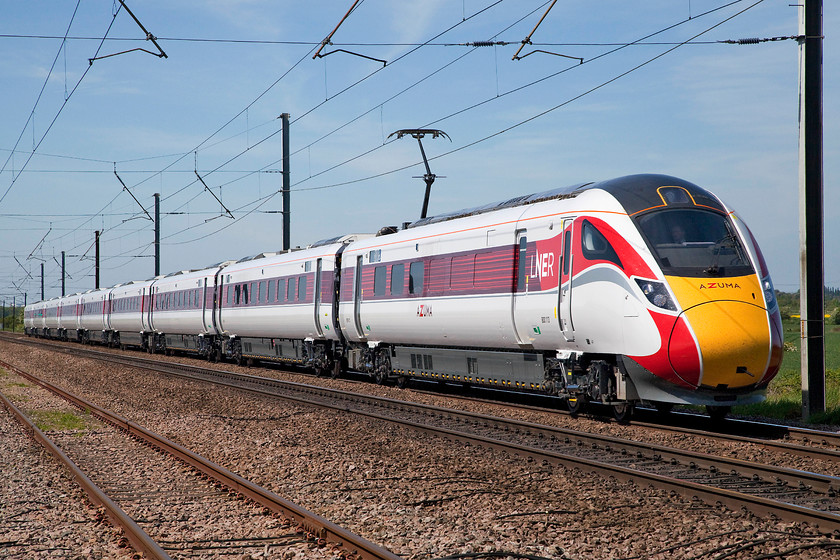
[588,174,726,216]
[310,233,374,248]
[406,174,725,229]
[407,182,590,229]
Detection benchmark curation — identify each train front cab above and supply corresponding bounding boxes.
[621,188,783,413]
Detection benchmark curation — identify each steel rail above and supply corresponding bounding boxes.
[353,407,840,531]
[7,333,840,530]
[13,344,840,531]
[82,350,840,494]
[93,353,840,531]
[0,379,171,559]
[9,332,840,456]
[405,381,840,462]
[0,358,401,560]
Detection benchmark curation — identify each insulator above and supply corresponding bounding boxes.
[738,38,761,44]
[471,41,495,47]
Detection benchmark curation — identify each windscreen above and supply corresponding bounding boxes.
[636,209,753,277]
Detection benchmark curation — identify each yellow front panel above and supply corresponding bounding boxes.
[667,275,770,389]
[682,302,770,388]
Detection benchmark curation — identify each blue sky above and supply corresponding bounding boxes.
[1,0,836,302]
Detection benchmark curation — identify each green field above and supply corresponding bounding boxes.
[733,318,840,425]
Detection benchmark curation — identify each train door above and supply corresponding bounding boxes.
[313,258,324,337]
[558,218,575,342]
[352,255,365,339]
[213,272,225,334]
[105,292,113,330]
[147,287,157,332]
[512,226,564,347]
[140,288,148,331]
[201,278,210,332]
[511,229,531,345]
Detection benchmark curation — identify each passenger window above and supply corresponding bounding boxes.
[287,277,296,301]
[390,264,405,295]
[267,280,274,303]
[298,276,307,301]
[581,220,622,269]
[562,230,571,276]
[516,235,527,292]
[257,281,263,303]
[409,261,424,295]
[374,266,386,296]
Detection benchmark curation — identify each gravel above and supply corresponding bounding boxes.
[3,338,840,560]
[0,372,135,559]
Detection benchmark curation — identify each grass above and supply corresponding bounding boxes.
[732,319,840,424]
[29,409,94,433]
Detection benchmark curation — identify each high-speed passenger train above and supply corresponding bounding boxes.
[25,174,783,420]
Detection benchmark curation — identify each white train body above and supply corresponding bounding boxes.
[109,280,153,335]
[219,247,338,342]
[24,175,783,414]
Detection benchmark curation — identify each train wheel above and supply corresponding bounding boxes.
[612,403,634,424]
[567,396,584,417]
[395,376,409,389]
[706,405,731,422]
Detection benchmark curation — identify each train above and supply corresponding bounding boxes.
[24,174,783,421]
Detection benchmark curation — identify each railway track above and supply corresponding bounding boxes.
[7,332,840,463]
[0,357,401,560]
[407,383,840,464]
[6,333,840,532]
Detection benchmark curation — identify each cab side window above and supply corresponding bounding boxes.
[581,220,622,269]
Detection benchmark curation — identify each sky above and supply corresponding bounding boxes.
[1,0,837,304]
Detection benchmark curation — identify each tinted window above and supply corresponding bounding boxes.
[636,209,752,277]
[374,266,387,296]
[391,264,405,295]
[563,230,571,276]
[516,235,527,291]
[409,261,424,295]
[581,220,622,269]
[267,280,274,302]
[298,276,307,301]
[287,277,296,301]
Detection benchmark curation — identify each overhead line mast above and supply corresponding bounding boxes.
[799,0,825,419]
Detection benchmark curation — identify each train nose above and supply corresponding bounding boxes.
[670,300,772,389]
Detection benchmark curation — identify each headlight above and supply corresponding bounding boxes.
[635,278,677,311]
[762,275,777,311]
